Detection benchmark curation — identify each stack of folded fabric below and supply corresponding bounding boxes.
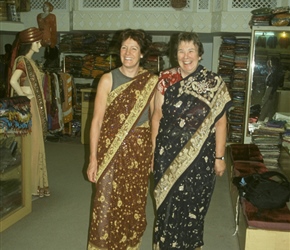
[230,38,250,142]
[218,37,236,142]
[271,6,290,26]
[273,112,290,153]
[64,54,118,79]
[218,37,236,89]
[249,7,272,27]
[143,42,169,73]
[252,120,285,169]
[143,55,164,74]
[282,129,290,152]
[59,33,112,54]
[218,36,250,143]
[0,96,31,135]
[249,6,290,27]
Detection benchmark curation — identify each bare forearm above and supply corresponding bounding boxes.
[151,115,160,151]
[89,120,102,161]
[10,70,25,96]
[215,113,227,157]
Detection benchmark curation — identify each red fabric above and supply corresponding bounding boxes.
[233,161,268,176]
[242,199,290,231]
[157,67,182,95]
[230,143,264,163]
[231,144,290,231]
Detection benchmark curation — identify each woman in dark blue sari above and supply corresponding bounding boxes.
[151,32,232,250]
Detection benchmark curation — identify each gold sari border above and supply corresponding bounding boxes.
[154,76,231,209]
[95,72,158,182]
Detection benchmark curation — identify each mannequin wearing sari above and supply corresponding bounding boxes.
[10,27,50,198]
[37,2,57,48]
[259,56,284,121]
[151,32,232,249]
[87,29,158,250]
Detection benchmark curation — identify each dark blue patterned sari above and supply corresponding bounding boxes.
[153,65,232,249]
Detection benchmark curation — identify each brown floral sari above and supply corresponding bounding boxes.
[88,69,158,250]
[153,65,232,249]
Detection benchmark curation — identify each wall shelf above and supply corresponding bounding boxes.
[0,21,24,32]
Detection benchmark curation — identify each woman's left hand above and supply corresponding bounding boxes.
[214,159,226,177]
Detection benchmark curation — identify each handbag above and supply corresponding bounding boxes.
[232,171,290,210]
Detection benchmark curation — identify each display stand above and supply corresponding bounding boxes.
[0,134,31,232]
[226,144,290,250]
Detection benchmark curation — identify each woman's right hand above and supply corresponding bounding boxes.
[87,160,98,183]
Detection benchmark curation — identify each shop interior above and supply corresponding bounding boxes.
[1,1,290,250]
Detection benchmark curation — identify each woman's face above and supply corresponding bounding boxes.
[120,38,142,69]
[31,41,42,53]
[177,40,201,77]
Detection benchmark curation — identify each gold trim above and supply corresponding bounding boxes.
[95,72,158,182]
[154,75,231,209]
[88,241,141,250]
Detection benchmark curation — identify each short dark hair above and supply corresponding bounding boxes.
[176,32,204,56]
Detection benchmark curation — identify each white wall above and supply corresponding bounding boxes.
[201,43,213,71]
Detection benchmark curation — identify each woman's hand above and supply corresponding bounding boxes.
[214,159,226,177]
[87,160,98,183]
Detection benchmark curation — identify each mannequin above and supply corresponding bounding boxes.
[10,27,50,198]
[259,56,284,121]
[37,1,57,48]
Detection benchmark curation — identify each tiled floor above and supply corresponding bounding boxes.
[0,139,240,250]
[141,175,240,250]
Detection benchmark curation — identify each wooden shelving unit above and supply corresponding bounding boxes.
[0,134,31,232]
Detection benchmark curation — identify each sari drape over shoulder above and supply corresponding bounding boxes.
[153,65,232,249]
[88,69,158,250]
[12,56,49,195]
[37,13,57,48]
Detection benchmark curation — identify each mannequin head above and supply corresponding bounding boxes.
[267,56,281,71]
[19,27,43,44]
[43,2,54,13]
[17,27,43,56]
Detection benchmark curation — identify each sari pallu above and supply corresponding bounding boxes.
[88,69,158,250]
[12,56,49,195]
[12,56,47,136]
[153,66,232,249]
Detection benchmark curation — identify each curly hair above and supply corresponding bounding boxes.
[118,29,152,64]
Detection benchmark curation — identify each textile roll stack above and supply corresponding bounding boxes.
[218,36,250,143]
[0,1,7,21]
[0,96,31,135]
[252,120,285,169]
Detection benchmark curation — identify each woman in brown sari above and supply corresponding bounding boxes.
[9,27,50,198]
[87,29,158,250]
[151,32,232,249]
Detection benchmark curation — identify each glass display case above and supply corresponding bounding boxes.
[244,26,290,143]
[0,134,31,232]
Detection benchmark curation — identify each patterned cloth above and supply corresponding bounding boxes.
[0,96,31,135]
[153,65,232,249]
[13,56,47,136]
[88,69,158,250]
[37,13,57,48]
[11,56,49,195]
